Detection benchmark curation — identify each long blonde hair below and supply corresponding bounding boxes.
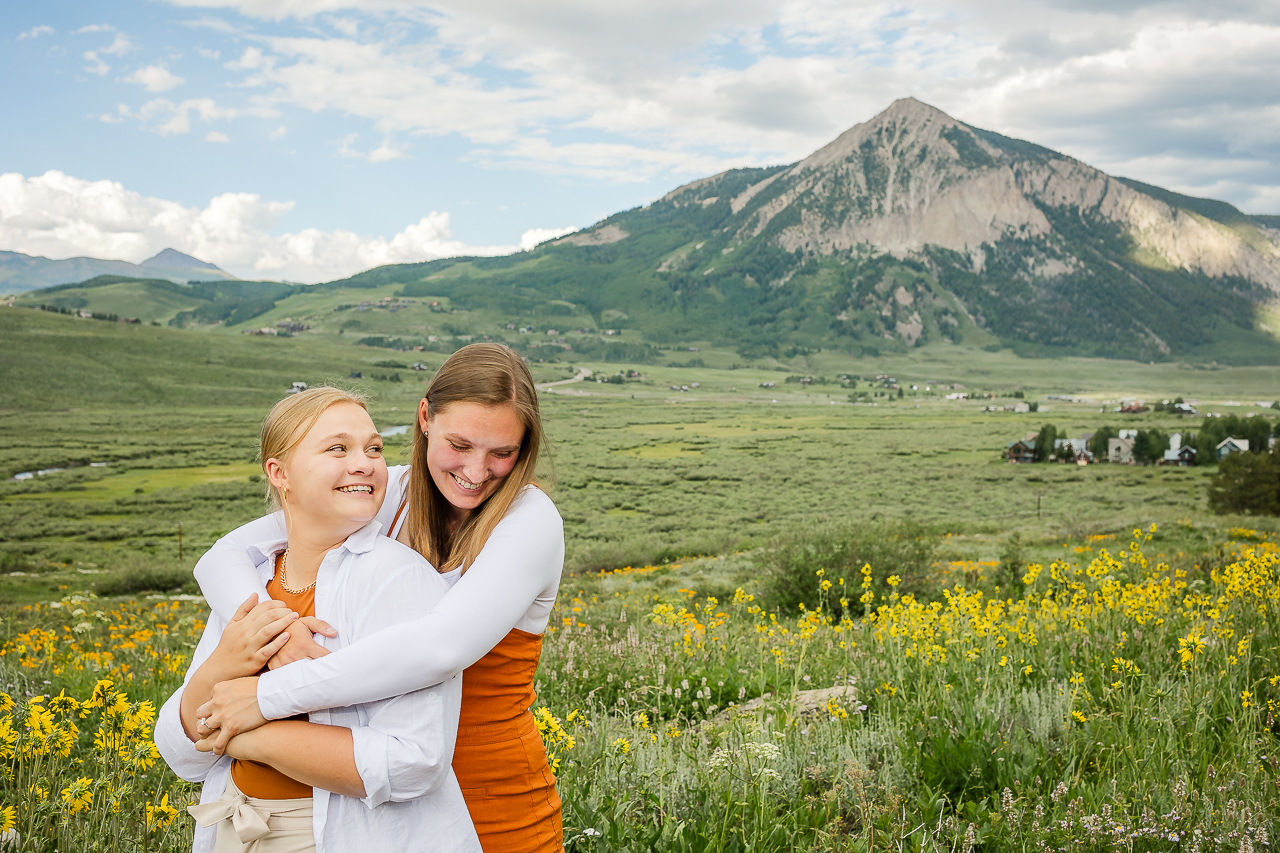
[407,343,545,572]
[259,387,370,510]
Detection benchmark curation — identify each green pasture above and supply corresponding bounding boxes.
[1,386,1271,604]
[4,308,1280,849]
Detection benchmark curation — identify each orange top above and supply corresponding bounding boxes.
[453,628,562,853]
[231,553,314,800]
[456,627,540,738]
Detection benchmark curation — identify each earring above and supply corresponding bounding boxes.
[283,488,289,503]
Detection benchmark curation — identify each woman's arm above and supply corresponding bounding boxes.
[218,722,364,798]
[198,490,562,748]
[193,513,284,621]
[202,543,464,805]
[178,596,296,740]
[194,467,409,665]
[259,489,562,716]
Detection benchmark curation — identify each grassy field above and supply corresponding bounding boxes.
[1,388,1258,604]
[3,306,1280,849]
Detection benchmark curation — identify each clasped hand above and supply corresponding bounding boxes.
[193,594,337,754]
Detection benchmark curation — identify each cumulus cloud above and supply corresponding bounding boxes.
[205,130,230,142]
[146,0,1280,210]
[18,25,55,40]
[519,226,577,251]
[125,63,186,92]
[0,170,568,283]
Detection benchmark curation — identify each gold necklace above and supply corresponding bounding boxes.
[278,549,316,595]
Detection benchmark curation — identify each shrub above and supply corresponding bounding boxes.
[1207,447,1280,515]
[95,566,197,597]
[756,519,937,616]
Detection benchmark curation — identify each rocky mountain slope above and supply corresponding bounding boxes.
[526,97,1280,362]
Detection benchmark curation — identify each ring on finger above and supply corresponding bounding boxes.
[197,717,209,731]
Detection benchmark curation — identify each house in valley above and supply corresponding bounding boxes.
[1216,438,1250,459]
[1006,439,1036,463]
[1109,437,1135,464]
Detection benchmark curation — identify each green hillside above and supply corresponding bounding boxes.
[0,306,413,409]
[13,276,293,326]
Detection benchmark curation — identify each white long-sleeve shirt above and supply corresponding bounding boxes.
[193,468,564,719]
[157,521,481,853]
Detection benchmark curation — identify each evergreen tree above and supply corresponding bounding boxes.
[1133,429,1170,464]
[1207,445,1280,515]
[1087,426,1117,459]
[1033,424,1057,462]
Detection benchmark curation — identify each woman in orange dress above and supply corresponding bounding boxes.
[191,343,565,852]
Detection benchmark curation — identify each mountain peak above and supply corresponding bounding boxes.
[796,97,962,173]
[140,248,221,271]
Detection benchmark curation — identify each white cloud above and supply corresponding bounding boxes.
[268,125,287,140]
[125,63,186,92]
[100,33,136,56]
[144,0,1280,211]
[336,132,405,162]
[206,130,230,142]
[519,226,577,251]
[137,96,237,135]
[0,170,554,283]
[77,25,136,76]
[18,25,55,40]
[83,51,111,76]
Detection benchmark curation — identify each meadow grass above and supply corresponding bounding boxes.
[0,394,1250,604]
[3,312,1280,848]
[2,526,1277,851]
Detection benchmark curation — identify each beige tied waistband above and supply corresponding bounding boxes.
[188,778,312,848]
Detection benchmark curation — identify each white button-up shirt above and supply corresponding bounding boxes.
[155,521,481,853]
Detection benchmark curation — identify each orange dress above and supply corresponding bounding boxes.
[453,628,563,853]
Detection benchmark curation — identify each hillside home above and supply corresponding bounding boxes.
[1006,439,1036,463]
[1054,438,1094,463]
[1174,402,1199,416]
[1217,438,1249,459]
[1109,437,1135,464]
[286,381,308,395]
[1162,446,1197,466]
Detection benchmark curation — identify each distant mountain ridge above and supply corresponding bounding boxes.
[11,99,1280,365]
[0,248,237,295]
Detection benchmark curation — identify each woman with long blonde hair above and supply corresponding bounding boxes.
[156,387,480,853]
[191,343,565,853]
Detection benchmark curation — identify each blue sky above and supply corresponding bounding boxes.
[3,0,1279,282]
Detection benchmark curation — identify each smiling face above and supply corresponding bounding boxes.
[266,402,389,543]
[419,399,525,523]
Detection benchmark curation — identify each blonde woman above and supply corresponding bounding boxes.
[192,344,565,853]
[155,388,480,853]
